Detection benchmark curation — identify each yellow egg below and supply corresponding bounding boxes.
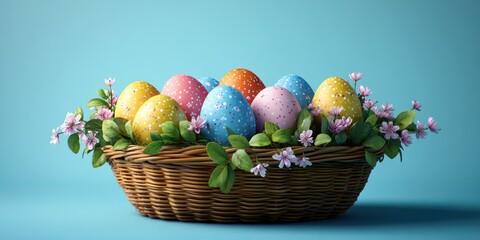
[312,77,363,126]
[115,81,160,122]
[132,94,187,145]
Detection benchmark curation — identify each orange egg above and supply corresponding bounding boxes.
[219,68,265,104]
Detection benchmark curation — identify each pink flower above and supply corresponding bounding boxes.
[187,115,206,134]
[104,77,115,86]
[296,157,312,168]
[272,147,298,168]
[307,103,322,116]
[374,103,394,119]
[108,90,118,108]
[60,112,85,135]
[427,117,439,133]
[412,100,422,111]
[328,106,344,117]
[95,107,114,120]
[250,163,269,177]
[50,128,60,144]
[349,72,362,82]
[298,130,314,147]
[379,121,400,140]
[400,130,412,147]
[359,86,372,98]
[81,131,99,150]
[363,100,376,109]
[328,116,353,133]
[416,121,428,139]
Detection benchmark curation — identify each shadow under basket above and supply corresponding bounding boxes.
[102,145,377,223]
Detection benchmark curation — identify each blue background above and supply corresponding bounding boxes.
[1,0,479,239]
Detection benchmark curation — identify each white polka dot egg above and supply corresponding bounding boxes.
[274,74,314,109]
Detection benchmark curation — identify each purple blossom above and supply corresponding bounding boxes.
[60,112,85,135]
[428,117,439,133]
[187,115,206,134]
[50,128,60,144]
[298,130,314,147]
[81,131,99,150]
[328,116,353,133]
[363,100,376,109]
[374,103,395,119]
[328,106,344,117]
[250,163,269,177]
[400,130,412,147]
[379,121,400,140]
[95,107,114,120]
[104,77,115,86]
[412,100,422,111]
[416,121,428,139]
[359,86,372,98]
[307,103,322,116]
[349,72,362,82]
[272,147,298,168]
[296,157,312,168]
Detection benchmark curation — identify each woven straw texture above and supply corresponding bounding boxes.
[103,145,375,222]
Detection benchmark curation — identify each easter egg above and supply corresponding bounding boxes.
[198,77,219,92]
[132,94,187,145]
[161,74,208,121]
[200,85,256,146]
[115,81,160,122]
[312,77,363,125]
[251,86,301,132]
[274,74,314,109]
[219,68,265,105]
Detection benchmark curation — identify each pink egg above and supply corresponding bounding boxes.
[161,74,208,120]
[251,86,301,132]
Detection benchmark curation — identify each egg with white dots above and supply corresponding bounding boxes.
[312,76,363,127]
[161,74,208,121]
[219,68,265,105]
[200,85,256,146]
[274,74,314,109]
[251,86,302,132]
[115,81,160,122]
[198,77,219,92]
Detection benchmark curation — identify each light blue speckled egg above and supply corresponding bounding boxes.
[274,74,314,109]
[198,77,219,92]
[200,85,256,146]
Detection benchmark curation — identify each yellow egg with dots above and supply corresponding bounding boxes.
[312,77,363,126]
[115,81,160,122]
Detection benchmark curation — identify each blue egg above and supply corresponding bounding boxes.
[200,85,256,146]
[274,74,314,109]
[198,77,219,92]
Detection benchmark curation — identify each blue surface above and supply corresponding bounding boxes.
[1,0,479,239]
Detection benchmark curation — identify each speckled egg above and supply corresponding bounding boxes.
[115,81,160,122]
[219,68,265,105]
[200,85,256,146]
[132,94,187,145]
[198,77,219,92]
[251,86,301,132]
[312,77,363,125]
[274,74,314,109]
[161,74,208,121]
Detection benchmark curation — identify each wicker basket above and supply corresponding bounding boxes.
[103,145,377,222]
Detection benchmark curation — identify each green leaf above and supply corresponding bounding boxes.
[406,123,417,132]
[97,89,108,99]
[86,98,109,108]
[113,138,131,150]
[179,120,196,143]
[366,114,378,127]
[92,149,107,168]
[114,118,129,137]
[208,164,228,188]
[272,129,292,143]
[264,121,279,137]
[363,135,387,151]
[85,119,103,132]
[206,142,228,164]
[321,115,329,134]
[228,135,250,149]
[160,134,178,144]
[67,134,80,154]
[102,120,120,143]
[125,121,137,144]
[143,140,164,155]
[296,109,313,132]
[349,122,373,146]
[231,149,253,172]
[150,132,162,141]
[395,110,416,130]
[249,133,272,147]
[385,139,401,159]
[75,107,84,121]
[161,121,179,142]
[314,133,332,146]
[220,165,235,193]
[226,127,236,136]
[335,131,348,145]
[365,150,378,167]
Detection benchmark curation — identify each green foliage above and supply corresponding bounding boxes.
[124,121,137,144]
[363,135,387,151]
[349,122,373,146]
[231,149,253,171]
[395,110,416,130]
[75,107,84,121]
[366,114,378,127]
[113,138,131,150]
[97,89,108,99]
[220,165,235,193]
[226,127,236,136]
[114,118,129,137]
[206,142,228,164]
[92,148,107,168]
[272,129,292,143]
[85,119,102,132]
[296,109,312,133]
[143,140,164,155]
[321,115,329,134]
[228,135,250,149]
[365,150,378,167]
[161,121,179,144]
[68,134,80,154]
[264,121,279,137]
[335,131,348,145]
[102,120,120,143]
[384,139,401,159]
[179,120,196,143]
[249,133,272,147]
[86,98,108,108]
[208,164,228,188]
[150,132,162,141]
[314,134,332,146]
